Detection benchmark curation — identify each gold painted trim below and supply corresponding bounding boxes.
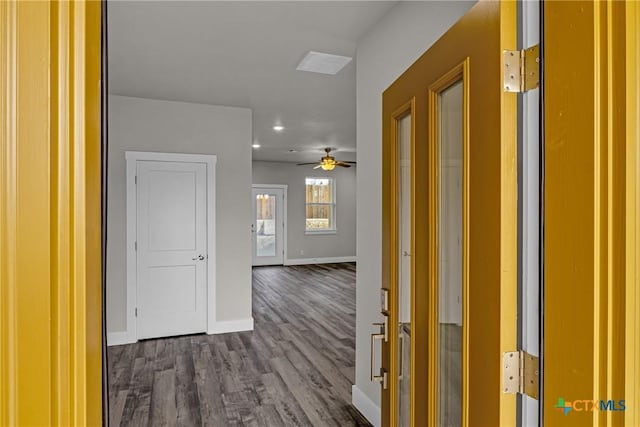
[427,59,470,427]
[545,2,633,425]
[0,1,102,424]
[626,2,640,425]
[0,1,18,424]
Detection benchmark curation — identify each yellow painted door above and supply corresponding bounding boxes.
[379,1,517,426]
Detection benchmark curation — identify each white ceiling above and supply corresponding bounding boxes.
[108,1,397,163]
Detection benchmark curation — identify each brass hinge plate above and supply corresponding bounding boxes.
[503,44,540,93]
[503,350,539,399]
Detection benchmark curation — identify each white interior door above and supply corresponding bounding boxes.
[136,160,207,339]
[252,187,285,266]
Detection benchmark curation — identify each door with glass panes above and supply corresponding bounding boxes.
[376,2,519,426]
[252,186,285,266]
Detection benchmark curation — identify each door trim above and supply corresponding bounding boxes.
[124,151,217,343]
[252,184,287,266]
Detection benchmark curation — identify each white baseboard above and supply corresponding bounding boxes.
[107,331,136,347]
[209,317,254,335]
[284,256,356,266]
[352,385,380,427]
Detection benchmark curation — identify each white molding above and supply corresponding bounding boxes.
[351,385,380,427]
[284,256,356,266]
[125,150,218,164]
[107,331,136,347]
[125,156,138,342]
[252,184,287,266]
[210,318,254,335]
[126,151,217,340]
[252,184,287,190]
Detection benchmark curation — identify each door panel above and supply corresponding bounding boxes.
[380,2,517,426]
[136,161,207,339]
[147,170,198,251]
[252,187,285,266]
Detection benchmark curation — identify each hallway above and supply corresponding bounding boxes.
[107,263,369,426]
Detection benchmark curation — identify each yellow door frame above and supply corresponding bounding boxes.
[544,1,639,426]
[0,1,102,425]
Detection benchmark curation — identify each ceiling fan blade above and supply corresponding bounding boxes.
[296,162,320,166]
[341,161,357,164]
[313,165,323,169]
[336,162,352,168]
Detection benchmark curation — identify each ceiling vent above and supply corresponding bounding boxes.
[296,51,352,75]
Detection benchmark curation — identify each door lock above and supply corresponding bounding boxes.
[192,254,205,261]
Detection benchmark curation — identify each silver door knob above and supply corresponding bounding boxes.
[192,255,205,261]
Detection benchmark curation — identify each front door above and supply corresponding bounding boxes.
[252,186,285,266]
[379,2,518,425]
[136,160,208,339]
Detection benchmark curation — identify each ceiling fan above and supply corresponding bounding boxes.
[296,148,356,171]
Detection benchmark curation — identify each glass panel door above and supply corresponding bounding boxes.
[252,187,285,266]
[381,3,518,425]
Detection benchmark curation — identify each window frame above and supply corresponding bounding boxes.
[304,176,337,234]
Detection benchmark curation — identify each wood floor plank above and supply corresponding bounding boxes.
[108,263,370,427]
[175,337,202,427]
[149,369,178,427]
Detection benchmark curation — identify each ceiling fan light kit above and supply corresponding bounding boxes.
[296,147,356,171]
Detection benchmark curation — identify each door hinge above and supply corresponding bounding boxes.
[134,241,137,251]
[503,350,539,399]
[135,175,137,184]
[503,44,540,93]
[135,307,138,317]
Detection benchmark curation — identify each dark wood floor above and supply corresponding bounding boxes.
[107,263,371,427]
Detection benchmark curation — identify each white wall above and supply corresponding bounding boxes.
[252,161,356,262]
[107,95,253,338]
[353,2,475,424]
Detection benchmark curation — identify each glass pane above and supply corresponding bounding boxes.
[305,204,334,230]
[256,193,276,257]
[397,112,412,425]
[438,80,463,426]
[305,177,333,203]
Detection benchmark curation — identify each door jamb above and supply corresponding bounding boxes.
[125,151,217,342]
[252,184,288,266]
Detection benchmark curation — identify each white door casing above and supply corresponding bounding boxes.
[126,152,217,342]
[252,185,286,266]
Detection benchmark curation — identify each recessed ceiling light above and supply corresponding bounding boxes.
[252,143,260,148]
[296,51,353,75]
[273,125,284,131]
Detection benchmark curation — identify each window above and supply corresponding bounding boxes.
[305,177,336,233]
